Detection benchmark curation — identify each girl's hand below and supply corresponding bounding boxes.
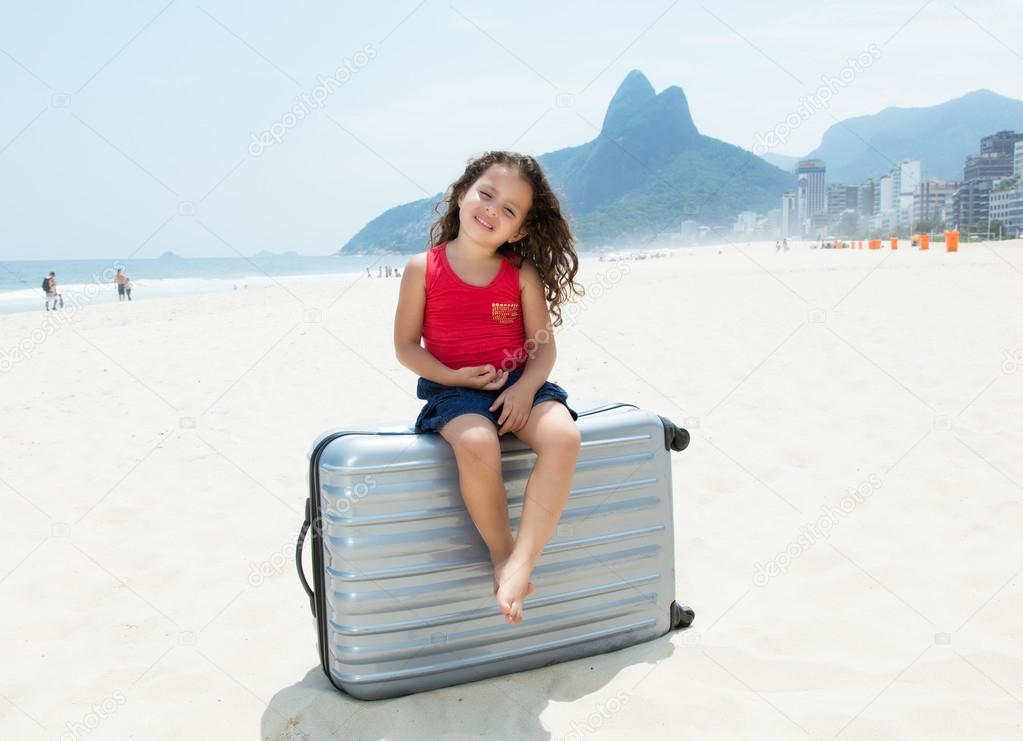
[479,368,510,390]
[453,364,508,390]
[489,382,534,435]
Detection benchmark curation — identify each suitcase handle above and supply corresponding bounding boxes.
[296,498,316,617]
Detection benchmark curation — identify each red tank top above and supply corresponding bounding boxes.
[421,242,528,373]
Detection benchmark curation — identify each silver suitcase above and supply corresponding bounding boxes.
[296,401,693,700]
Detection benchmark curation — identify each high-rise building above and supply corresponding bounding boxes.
[879,175,894,214]
[733,211,759,235]
[858,179,876,217]
[898,160,921,226]
[956,131,1023,227]
[980,130,1023,156]
[964,153,1015,181]
[796,159,826,235]
[827,185,859,225]
[781,192,797,238]
[990,183,1023,237]
[1015,140,1023,176]
[913,179,957,229]
[954,179,994,231]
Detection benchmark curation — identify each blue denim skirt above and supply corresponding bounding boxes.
[414,366,578,434]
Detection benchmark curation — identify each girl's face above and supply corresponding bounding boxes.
[457,164,533,248]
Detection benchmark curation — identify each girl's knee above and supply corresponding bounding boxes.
[540,423,581,458]
[447,419,501,462]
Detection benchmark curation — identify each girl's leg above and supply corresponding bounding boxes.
[500,401,581,624]
[440,413,516,574]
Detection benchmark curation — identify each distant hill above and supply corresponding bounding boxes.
[340,70,794,254]
[803,89,1023,184]
[759,152,799,172]
[253,249,300,258]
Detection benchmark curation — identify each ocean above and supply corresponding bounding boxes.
[0,254,408,315]
[0,249,635,315]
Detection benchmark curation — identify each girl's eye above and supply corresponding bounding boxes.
[480,190,513,215]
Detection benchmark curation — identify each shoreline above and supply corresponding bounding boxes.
[0,244,688,317]
[4,238,1020,318]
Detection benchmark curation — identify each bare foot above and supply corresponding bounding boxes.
[493,557,535,624]
[492,561,534,601]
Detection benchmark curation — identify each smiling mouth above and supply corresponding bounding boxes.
[474,215,493,230]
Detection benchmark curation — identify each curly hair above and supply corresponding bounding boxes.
[427,151,584,326]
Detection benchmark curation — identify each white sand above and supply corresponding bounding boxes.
[2,239,1022,740]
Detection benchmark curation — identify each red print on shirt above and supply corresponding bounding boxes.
[491,302,519,324]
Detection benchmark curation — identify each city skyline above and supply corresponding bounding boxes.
[741,128,1023,241]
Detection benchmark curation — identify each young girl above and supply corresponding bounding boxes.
[394,151,585,625]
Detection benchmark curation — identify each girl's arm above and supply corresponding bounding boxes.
[393,253,459,385]
[515,260,557,392]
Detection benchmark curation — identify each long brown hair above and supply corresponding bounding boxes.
[428,151,584,326]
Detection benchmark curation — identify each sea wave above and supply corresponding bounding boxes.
[0,272,367,315]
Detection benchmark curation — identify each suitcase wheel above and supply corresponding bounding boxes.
[670,601,695,630]
[658,416,690,452]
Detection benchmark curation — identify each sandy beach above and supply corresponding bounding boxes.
[2,239,1022,740]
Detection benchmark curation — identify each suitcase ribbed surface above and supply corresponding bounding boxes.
[312,405,676,698]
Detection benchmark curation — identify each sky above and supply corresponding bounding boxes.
[0,0,1020,259]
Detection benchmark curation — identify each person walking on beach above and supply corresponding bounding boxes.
[115,268,127,302]
[42,272,63,311]
[394,151,584,625]
[124,276,133,301]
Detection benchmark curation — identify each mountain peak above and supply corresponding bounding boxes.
[621,68,655,91]
[958,88,1002,101]
[601,70,656,132]
[600,71,698,139]
[656,85,698,134]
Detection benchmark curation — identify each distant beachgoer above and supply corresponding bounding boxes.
[43,272,63,311]
[377,266,383,278]
[386,265,392,277]
[366,267,372,278]
[775,240,781,252]
[395,268,401,277]
[782,238,789,252]
[115,268,127,302]
[125,277,133,301]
